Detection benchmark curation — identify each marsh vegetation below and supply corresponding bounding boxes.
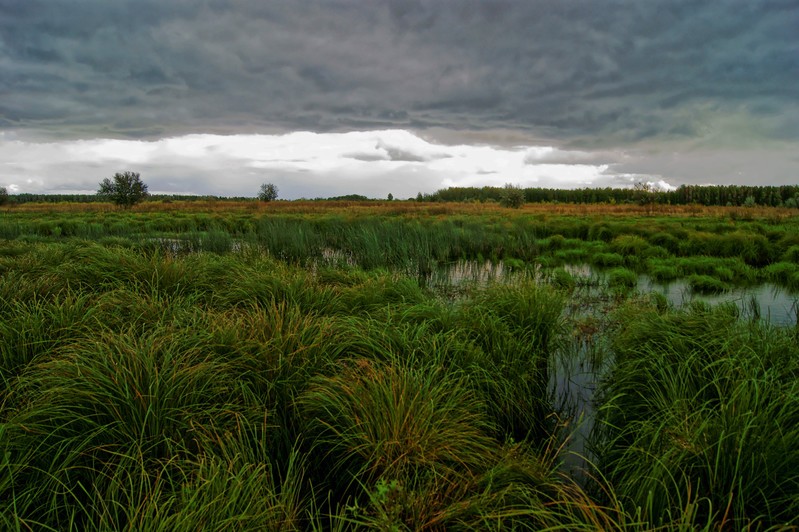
[1,201,797,529]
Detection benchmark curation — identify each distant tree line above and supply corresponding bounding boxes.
[313,194,372,201]
[421,185,799,207]
[4,193,255,205]
[3,184,798,208]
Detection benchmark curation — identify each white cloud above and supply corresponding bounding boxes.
[0,130,668,198]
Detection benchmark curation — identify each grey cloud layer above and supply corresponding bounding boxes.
[2,0,797,146]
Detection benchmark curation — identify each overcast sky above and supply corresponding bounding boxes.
[1,1,797,198]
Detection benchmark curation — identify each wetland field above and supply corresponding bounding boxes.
[1,200,798,530]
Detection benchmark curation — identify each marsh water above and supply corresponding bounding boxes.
[427,259,798,325]
[146,240,798,476]
[427,260,799,478]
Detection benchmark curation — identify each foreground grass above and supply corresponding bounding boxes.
[594,301,799,529]
[1,241,604,530]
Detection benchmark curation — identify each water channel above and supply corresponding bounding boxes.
[426,260,799,479]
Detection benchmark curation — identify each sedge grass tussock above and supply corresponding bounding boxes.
[299,358,499,510]
[1,329,246,524]
[647,260,681,283]
[0,292,98,388]
[782,244,799,264]
[605,268,637,290]
[592,252,625,268]
[762,261,799,291]
[458,282,565,444]
[593,304,799,528]
[687,274,730,294]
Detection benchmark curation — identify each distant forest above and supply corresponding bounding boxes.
[4,184,799,207]
[424,184,799,207]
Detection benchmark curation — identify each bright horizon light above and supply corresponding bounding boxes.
[0,130,669,199]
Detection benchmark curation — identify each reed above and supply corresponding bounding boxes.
[592,252,625,268]
[687,274,731,294]
[606,267,637,289]
[762,261,799,291]
[593,303,799,527]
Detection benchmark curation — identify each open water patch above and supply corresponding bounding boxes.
[428,259,799,483]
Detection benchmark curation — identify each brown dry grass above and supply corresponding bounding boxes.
[3,199,797,221]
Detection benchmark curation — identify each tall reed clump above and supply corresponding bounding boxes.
[297,354,615,530]
[457,281,565,444]
[1,328,253,528]
[606,267,638,290]
[0,292,98,389]
[292,280,600,529]
[593,302,799,528]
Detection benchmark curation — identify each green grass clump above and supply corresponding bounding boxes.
[648,231,681,254]
[606,267,637,289]
[0,292,98,388]
[687,274,730,293]
[198,229,234,253]
[677,256,756,285]
[458,282,564,443]
[681,231,775,265]
[300,359,495,487]
[762,261,799,291]
[588,223,617,242]
[539,234,567,250]
[552,247,589,264]
[2,328,249,527]
[592,252,625,268]
[548,267,577,291]
[594,304,799,528]
[609,235,650,256]
[648,261,681,282]
[782,245,799,263]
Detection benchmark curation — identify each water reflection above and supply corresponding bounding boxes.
[642,278,798,326]
[428,259,799,482]
[422,260,511,287]
[429,260,798,326]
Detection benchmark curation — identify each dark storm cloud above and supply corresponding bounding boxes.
[1,0,797,146]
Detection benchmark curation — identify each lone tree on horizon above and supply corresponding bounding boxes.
[258,183,278,202]
[499,183,525,208]
[97,171,149,208]
[0,186,8,206]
